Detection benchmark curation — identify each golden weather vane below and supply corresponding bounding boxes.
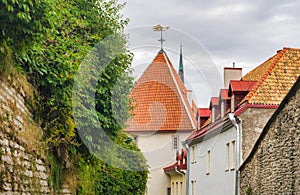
[153,24,169,50]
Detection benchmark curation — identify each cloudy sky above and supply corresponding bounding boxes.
[119,0,300,107]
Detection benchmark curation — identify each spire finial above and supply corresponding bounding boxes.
[153,24,169,50]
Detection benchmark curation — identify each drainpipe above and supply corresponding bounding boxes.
[182,141,189,195]
[229,113,241,195]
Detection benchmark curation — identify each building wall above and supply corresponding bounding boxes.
[189,125,236,195]
[0,80,71,194]
[239,108,276,160]
[170,174,186,195]
[240,88,300,194]
[130,131,192,195]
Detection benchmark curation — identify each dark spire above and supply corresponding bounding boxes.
[178,44,184,83]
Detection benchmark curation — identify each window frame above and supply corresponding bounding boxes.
[172,135,179,150]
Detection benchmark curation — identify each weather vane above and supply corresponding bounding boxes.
[153,24,169,50]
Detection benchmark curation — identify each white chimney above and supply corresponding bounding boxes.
[224,65,242,89]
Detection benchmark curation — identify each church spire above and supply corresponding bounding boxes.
[178,44,184,83]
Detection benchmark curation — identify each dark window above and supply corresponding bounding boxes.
[167,187,171,195]
[173,136,178,150]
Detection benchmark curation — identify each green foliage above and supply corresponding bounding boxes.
[246,186,252,195]
[0,0,54,54]
[47,152,63,193]
[76,132,148,195]
[0,0,148,194]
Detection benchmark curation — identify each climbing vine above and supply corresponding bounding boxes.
[0,0,148,194]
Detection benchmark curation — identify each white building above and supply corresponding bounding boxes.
[126,49,197,195]
[184,48,300,195]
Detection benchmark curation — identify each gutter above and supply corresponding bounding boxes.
[229,113,241,195]
[175,166,185,176]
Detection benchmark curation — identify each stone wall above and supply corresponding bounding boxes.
[240,83,300,194]
[240,108,276,161]
[0,79,71,194]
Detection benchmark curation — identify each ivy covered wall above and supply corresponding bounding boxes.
[0,0,148,194]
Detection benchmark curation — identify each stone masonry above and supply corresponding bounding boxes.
[0,79,71,194]
[240,80,300,194]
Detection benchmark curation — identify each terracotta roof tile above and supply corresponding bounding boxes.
[241,48,300,104]
[126,50,196,132]
[220,89,230,100]
[229,80,256,95]
[198,108,211,117]
[209,97,219,109]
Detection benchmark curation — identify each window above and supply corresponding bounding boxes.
[133,135,138,143]
[231,141,236,170]
[206,150,210,175]
[191,146,196,163]
[191,180,196,195]
[180,182,183,195]
[173,136,179,150]
[167,187,171,195]
[172,182,174,194]
[225,143,230,171]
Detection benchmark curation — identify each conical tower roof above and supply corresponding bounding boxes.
[126,50,196,132]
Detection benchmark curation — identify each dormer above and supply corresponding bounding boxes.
[209,97,220,123]
[197,108,211,129]
[219,89,230,117]
[228,80,256,112]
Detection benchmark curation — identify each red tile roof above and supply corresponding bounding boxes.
[126,50,196,132]
[241,47,300,104]
[209,97,219,108]
[220,89,230,100]
[164,149,187,172]
[198,108,211,117]
[187,47,300,142]
[229,81,256,95]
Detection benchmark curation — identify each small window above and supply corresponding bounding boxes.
[231,141,236,170]
[192,146,196,163]
[180,182,183,195]
[225,143,230,171]
[191,180,196,195]
[172,182,174,194]
[167,187,171,195]
[206,150,210,175]
[173,136,179,150]
[133,135,138,142]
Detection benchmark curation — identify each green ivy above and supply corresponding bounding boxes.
[1,0,148,194]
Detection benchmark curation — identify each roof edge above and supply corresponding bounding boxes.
[243,48,287,103]
[162,52,196,129]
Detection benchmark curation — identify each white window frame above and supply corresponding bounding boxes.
[206,150,211,175]
[180,182,183,195]
[225,143,230,171]
[173,136,179,150]
[191,180,196,195]
[231,140,236,170]
[191,146,196,163]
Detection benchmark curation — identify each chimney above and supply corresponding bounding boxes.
[223,65,242,89]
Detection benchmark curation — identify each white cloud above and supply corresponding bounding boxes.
[120,0,300,107]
